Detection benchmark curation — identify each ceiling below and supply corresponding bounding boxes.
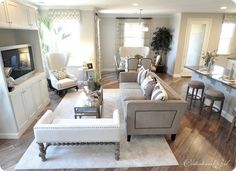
[24,0,236,15]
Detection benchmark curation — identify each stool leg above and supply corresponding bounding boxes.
[218,98,224,119]
[194,88,199,106]
[189,88,195,109]
[208,100,214,120]
[200,96,205,115]
[185,86,190,101]
[227,116,236,142]
[201,88,204,101]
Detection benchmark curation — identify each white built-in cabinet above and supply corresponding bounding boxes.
[0,1,49,139]
[0,1,8,27]
[0,0,38,29]
[9,73,50,134]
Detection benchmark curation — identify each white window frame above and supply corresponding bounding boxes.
[217,23,236,55]
[123,22,144,47]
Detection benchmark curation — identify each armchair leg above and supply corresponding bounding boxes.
[115,142,120,160]
[127,135,131,142]
[171,134,176,141]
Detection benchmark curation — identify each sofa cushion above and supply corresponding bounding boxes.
[141,76,156,99]
[151,83,168,101]
[120,89,145,101]
[57,78,77,89]
[120,82,140,89]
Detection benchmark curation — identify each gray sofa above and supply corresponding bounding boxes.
[119,72,187,141]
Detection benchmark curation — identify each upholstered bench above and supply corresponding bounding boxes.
[34,110,121,161]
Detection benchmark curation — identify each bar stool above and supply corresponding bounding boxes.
[200,89,225,119]
[185,80,205,109]
[227,107,236,142]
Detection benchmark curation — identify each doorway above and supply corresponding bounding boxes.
[181,18,212,77]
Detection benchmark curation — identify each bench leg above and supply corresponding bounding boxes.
[127,135,131,142]
[38,143,47,161]
[115,142,120,160]
[171,134,176,141]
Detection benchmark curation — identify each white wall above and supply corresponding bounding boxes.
[100,17,116,71]
[100,16,170,71]
[167,13,181,75]
[173,13,223,76]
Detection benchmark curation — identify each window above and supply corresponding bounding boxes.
[218,23,235,54]
[41,19,80,65]
[124,22,144,47]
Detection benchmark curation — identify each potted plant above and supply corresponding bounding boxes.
[151,27,172,73]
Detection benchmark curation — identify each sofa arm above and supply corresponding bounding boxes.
[125,100,187,133]
[119,72,138,82]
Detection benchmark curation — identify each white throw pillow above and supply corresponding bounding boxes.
[141,76,156,99]
[52,68,67,80]
[151,82,168,101]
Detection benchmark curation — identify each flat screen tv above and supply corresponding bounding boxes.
[0,44,35,82]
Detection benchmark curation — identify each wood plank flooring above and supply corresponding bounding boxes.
[0,72,235,171]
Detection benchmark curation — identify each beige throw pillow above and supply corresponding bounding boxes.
[141,75,156,99]
[52,68,67,80]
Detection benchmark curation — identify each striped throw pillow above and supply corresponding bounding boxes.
[151,82,168,101]
[141,75,156,99]
[137,67,148,85]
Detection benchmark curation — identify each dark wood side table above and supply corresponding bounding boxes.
[156,65,165,73]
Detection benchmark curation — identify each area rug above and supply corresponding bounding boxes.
[15,89,178,170]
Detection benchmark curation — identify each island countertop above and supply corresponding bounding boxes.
[185,65,236,89]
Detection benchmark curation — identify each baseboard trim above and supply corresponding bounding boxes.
[0,133,19,139]
[102,68,115,72]
[221,110,234,122]
[173,74,181,78]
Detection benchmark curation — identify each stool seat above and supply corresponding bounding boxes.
[185,80,205,109]
[200,89,225,119]
[188,81,205,88]
[204,89,225,99]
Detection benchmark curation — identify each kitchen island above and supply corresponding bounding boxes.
[185,65,236,122]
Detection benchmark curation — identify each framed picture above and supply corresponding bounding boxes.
[87,63,93,69]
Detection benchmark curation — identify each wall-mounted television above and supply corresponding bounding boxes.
[0,44,35,83]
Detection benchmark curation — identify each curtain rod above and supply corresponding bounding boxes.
[116,17,152,19]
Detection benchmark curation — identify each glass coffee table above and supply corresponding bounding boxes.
[74,86,103,119]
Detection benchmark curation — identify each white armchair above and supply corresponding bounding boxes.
[34,109,121,161]
[46,53,78,95]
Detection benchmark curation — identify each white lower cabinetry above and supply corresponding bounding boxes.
[9,73,50,136]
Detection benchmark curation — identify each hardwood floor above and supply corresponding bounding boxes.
[0,71,235,171]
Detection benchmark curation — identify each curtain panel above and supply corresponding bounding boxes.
[115,18,151,55]
[224,14,236,24]
[48,9,80,21]
[94,14,102,80]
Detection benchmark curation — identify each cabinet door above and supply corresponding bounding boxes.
[21,87,36,119]
[6,1,28,27]
[40,79,49,105]
[27,7,38,28]
[0,1,9,27]
[10,92,28,130]
[31,80,42,110]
